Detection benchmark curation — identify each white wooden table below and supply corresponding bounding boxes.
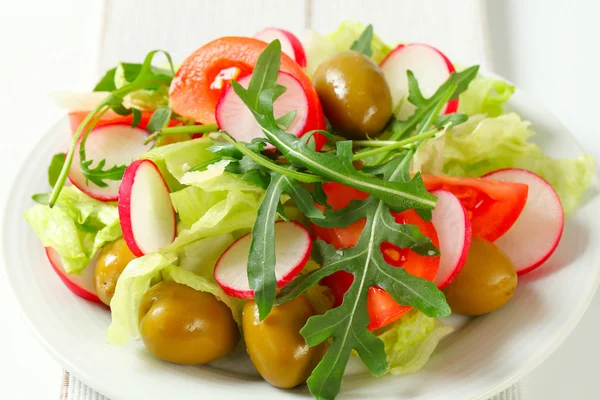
[1,0,599,398]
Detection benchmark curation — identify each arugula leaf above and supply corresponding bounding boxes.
[81,159,127,188]
[276,152,448,399]
[131,108,142,128]
[365,66,478,166]
[248,170,325,319]
[93,68,118,92]
[146,107,172,133]
[231,40,437,213]
[275,110,297,130]
[93,63,147,92]
[350,24,374,57]
[48,153,66,187]
[31,193,50,205]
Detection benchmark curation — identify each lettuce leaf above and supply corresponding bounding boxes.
[458,73,515,117]
[165,189,261,251]
[414,113,596,213]
[141,137,218,191]
[305,21,392,76]
[23,187,121,274]
[326,21,392,64]
[107,251,243,346]
[378,310,454,375]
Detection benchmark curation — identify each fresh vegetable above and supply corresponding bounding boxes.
[232,40,483,399]
[68,124,153,201]
[275,153,448,399]
[94,238,137,306]
[458,73,515,117]
[378,310,454,376]
[312,182,440,330]
[313,50,392,139]
[169,36,326,131]
[254,27,307,68]
[414,113,595,213]
[485,169,564,275]
[23,21,597,400]
[304,21,392,75]
[443,237,518,316]
[380,43,457,119]
[118,159,176,256]
[107,252,244,345]
[430,190,472,289]
[141,136,219,191]
[217,71,325,150]
[214,221,312,299]
[422,174,528,242]
[139,281,240,364]
[361,65,478,166]
[24,186,122,274]
[113,62,171,111]
[49,50,176,207]
[243,296,326,389]
[45,247,101,303]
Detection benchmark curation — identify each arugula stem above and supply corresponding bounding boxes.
[370,83,458,164]
[351,127,440,158]
[161,124,219,135]
[144,123,219,144]
[49,104,109,207]
[49,81,174,207]
[219,132,323,183]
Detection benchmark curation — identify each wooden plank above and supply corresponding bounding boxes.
[98,0,307,71]
[309,0,490,68]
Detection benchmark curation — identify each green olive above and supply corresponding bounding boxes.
[139,281,240,365]
[313,50,392,139]
[443,237,518,316]
[242,296,326,389]
[94,238,137,306]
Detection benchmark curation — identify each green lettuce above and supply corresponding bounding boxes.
[114,62,170,110]
[414,113,596,213]
[458,73,515,117]
[305,21,392,75]
[165,189,261,251]
[107,251,243,346]
[378,310,454,375]
[24,187,121,274]
[141,137,218,191]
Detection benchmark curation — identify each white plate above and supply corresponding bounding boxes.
[3,87,600,400]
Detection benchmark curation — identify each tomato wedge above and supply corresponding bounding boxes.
[312,183,440,331]
[422,174,528,242]
[169,37,326,147]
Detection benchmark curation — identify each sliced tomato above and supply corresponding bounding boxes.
[422,174,528,242]
[313,182,440,331]
[169,37,326,149]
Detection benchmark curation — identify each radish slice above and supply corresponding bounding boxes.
[254,28,307,68]
[214,221,312,299]
[216,71,309,149]
[118,160,176,257]
[45,247,101,304]
[380,44,456,119]
[430,190,472,288]
[69,124,153,202]
[484,169,564,275]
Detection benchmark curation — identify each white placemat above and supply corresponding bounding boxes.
[60,370,524,400]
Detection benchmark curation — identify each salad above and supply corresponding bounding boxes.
[24,21,595,399]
